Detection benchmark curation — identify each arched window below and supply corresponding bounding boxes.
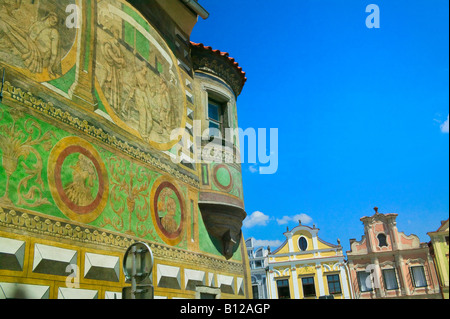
[377,233,388,247]
[298,237,308,251]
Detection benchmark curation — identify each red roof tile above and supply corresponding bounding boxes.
[190,42,247,85]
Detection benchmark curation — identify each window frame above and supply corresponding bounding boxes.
[410,266,428,288]
[298,236,308,252]
[326,274,342,295]
[301,276,316,298]
[252,285,260,300]
[382,268,399,291]
[357,271,373,293]
[276,279,291,300]
[377,233,388,248]
[207,98,225,137]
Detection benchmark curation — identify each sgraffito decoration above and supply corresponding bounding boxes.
[47,136,109,224]
[0,106,54,208]
[100,156,157,240]
[0,0,78,82]
[95,0,187,150]
[210,163,244,200]
[151,177,185,246]
[213,164,233,192]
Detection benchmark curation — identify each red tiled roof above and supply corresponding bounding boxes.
[190,42,247,85]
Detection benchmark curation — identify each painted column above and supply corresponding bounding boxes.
[389,219,400,250]
[427,254,440,294]
[315,264,326,297]
[70,0,97,110]
[395,254,410,296]
[286,232,294,253]
[371,257,385,298]
[291,267,300,299]
[339,263,351,299]
[312,233,319,250]
[365,224,375,253]
[268,269,278,299]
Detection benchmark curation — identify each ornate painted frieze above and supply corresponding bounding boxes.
[0,207,245,275]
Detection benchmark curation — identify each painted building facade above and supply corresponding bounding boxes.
[266,222,352,299]
[347,208,441,299]
[0,0,252,299]
[245,238,269,299]
[428,219,449,299]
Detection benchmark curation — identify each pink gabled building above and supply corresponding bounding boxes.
[347,208,441,299]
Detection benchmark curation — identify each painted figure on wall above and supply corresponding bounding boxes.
[0,0,75,80]
[157,187,180,235]
[101,27,125,113]
[161,197,178,234]
[27,12,62,77]
[95,0,186,149]
[123,63,154,139]
[63,154,98,207]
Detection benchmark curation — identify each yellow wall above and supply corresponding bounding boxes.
[269,226,351,299]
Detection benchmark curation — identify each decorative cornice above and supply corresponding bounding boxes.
[191,42,247,97]
[0,206,244,274]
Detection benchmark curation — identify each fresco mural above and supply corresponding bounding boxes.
[0,0,78,82]
[95,0,186,149]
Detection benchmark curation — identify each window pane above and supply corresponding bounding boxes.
[209,121,220,129]
[383,269,399,290]
[377,234,388,247]
[277,280,290,299]
[327,275,342,294]
[208,103,220,122]
[252,286,259,299]
[357,271,373,292]
[302,277,316,297]
[412,267,427,288]
[208,122,221,137]
[299,237,308,251]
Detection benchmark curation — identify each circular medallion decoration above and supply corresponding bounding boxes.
[0,0,78,82]
[48,137,109,223]
[151,178,185,246]
[213,164,233,192]
[94,1,187,150]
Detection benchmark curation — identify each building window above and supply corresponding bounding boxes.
[327,274,342,294]
[208,99,225,138]
[276,279,291,299]
[377,233,388,247]
[357,271,373,292]
[382,269,399,290]
[301,277,316,298]
[410,266,427,288]
[195,286,221,299]
[298,237,308,252]
[252,285,259,299]
[445,236,449,246]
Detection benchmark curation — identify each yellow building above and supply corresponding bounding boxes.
[267,222,352,299]
[428,219,449,299]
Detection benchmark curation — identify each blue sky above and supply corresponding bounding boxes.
[191,0,449,252]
